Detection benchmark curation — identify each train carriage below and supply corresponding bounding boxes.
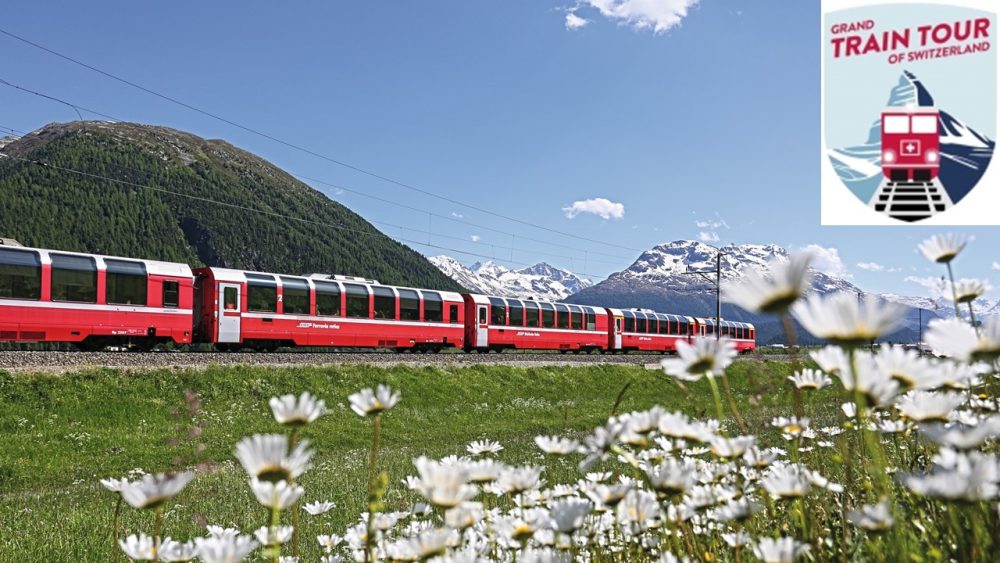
[881,108,941,182]
[194,267,465,351]
[463,294,609,352]
[606,308,695,353]
[0,241,194,349]
[693,318,756,353]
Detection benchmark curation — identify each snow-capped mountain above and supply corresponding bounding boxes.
[427,256,593,301]
[828,70,995,204]
[0,136,16,150]
[879,293,1000,319]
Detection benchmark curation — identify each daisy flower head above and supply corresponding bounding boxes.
[810,346,851,376]
[926,317,1000,363]
[722,531,752,547]
[411,456,478,508]
[953,279,989,304]
[348,384,400,417]
[234,434,313,482]
[836,353,901,408]
[761,465,813,499]
[100,476,129,493]
[792,293,905,347]
[645,458,697,496]
[788,369,832,391]
[661,337,737,381]
[723,252,814,314]
[549,498,594,533]
[895,391,965,423]
[917,233,967,264]
[754,537,811,563]
[874,346,942,391]
[249,479,304,510]
[253,525,294,547]
[193,535,258,563]
[269,391,325,427]
[848,500,894,532]
[303,500,335,516]
[709,435,756,458]
[903,450,1000,501]
[119,533,157,561]
[534,435,581,456]
[159,538,197,562]
[120,471,195,510]
[466,439,504,456]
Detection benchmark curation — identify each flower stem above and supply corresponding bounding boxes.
[289,427,301,558]
[967,301,979,334]
[365,414,383,563]
[153,507,164,562]
[705,373,726,426]
[719,371,748,434]
[111,497,123,563]
[946,262,960,319]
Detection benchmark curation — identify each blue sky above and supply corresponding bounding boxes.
[1,0,997,299]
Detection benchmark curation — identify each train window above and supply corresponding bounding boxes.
[162,281,180,308]
[912,115,938,134]
[105,259,148,306]
[679,320,689,336]
[555,304,571,329]
[449,304,459,324]
[585,308,596,331]
[883,114,909,133]
[540,303,555,328]
[373,287,397,320]
[659,316,669,335]
[0,248,41,300]
[569,306,583,330]
[281,277,310,315]
[508,300,524,327]
[524,301,539,328]
[223,286,238,311]
[489,297,507,325]
[51,254,97,304]
[422,291,443,322]
[344,283,370,319]
[398,289,420,321]
[623,311,635,333]
[636,315,647,334]
[315,282,341,317]
[646,315,657,334]
[246,274,278,313]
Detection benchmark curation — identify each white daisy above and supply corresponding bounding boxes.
[466,439,504,456]
[722,531,752,547]
[464,458,503,483]
[709,435,756,458]
[269,391,326,426]
[411,456,478,508]
[835,353,901,407]
[847,500,894,531]
[873,346,943,391]
[926,317,1000,362]
[953,279,989,304]
[253,525,294,546]
[645,458,697,495]
[723,252,814,314]
[193,535,258,563]
[100,477,129,493]
[444,502,484,530]
[206,526,241,540]
[119,533,157,561]
[348,384,400,417]
[895,391,965,422]
[497,465,545,495]
[616,490,662,532]
[549,498,593,533]
[234,434,313,482]
[660,337,737,380]
[761,465,812,499]
[792,293,905,347]
[712,498,761,523]
[919,417,1000,450]
[159,538,197,562]
[534,436,581,456]
[249,479,304,510]
[903,450,1000,501]
[302,500,336,516]
[787,369,832,390]
[917,233,967,263]
[120,472,195,509]
[316,534,342,552]
[754,537,811,562]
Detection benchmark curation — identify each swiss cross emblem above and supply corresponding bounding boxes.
[900,139,921,156]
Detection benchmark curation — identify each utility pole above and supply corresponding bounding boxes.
[917,308,923,357]
[684,248,726,340]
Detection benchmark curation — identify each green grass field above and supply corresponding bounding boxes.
[0,359,810,561]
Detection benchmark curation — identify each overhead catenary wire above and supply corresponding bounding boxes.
[0,80,633,266]
[0,26,644,253]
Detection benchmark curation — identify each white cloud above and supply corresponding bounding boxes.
[470,235,481,242]
[572,0,699,34]
[801,244,848,277]
[993,262,1000,271]
[333,188,345,196]
[562,197,625,220]
[698,231,720,243]
[905,276,948,299]
[856,261,901,273]
[565,11,590,30]
[451,212,464,219]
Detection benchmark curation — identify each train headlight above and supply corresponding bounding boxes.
[883,150,896,163]
[925,150,939,163]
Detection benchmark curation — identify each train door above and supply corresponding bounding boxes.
[613,317,622,349]
[218,283,241,343]
[476,305,488,348]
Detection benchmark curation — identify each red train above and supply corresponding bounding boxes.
[0,242,755,354]
[881,108,940,182]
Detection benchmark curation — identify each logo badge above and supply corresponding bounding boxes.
[822,1,998,224]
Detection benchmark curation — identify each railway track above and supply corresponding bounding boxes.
[0,350,793,372]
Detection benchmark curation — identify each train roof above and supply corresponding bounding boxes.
[1,243,193,278]
[695,318,755,329]
[466,293,607,314]
[606,307,696,322]
[200,267,463,301]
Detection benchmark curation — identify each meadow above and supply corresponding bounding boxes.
[0,360,807,561]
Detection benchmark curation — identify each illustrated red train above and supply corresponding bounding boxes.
[881,108,941,182]
[0,241,755,354]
